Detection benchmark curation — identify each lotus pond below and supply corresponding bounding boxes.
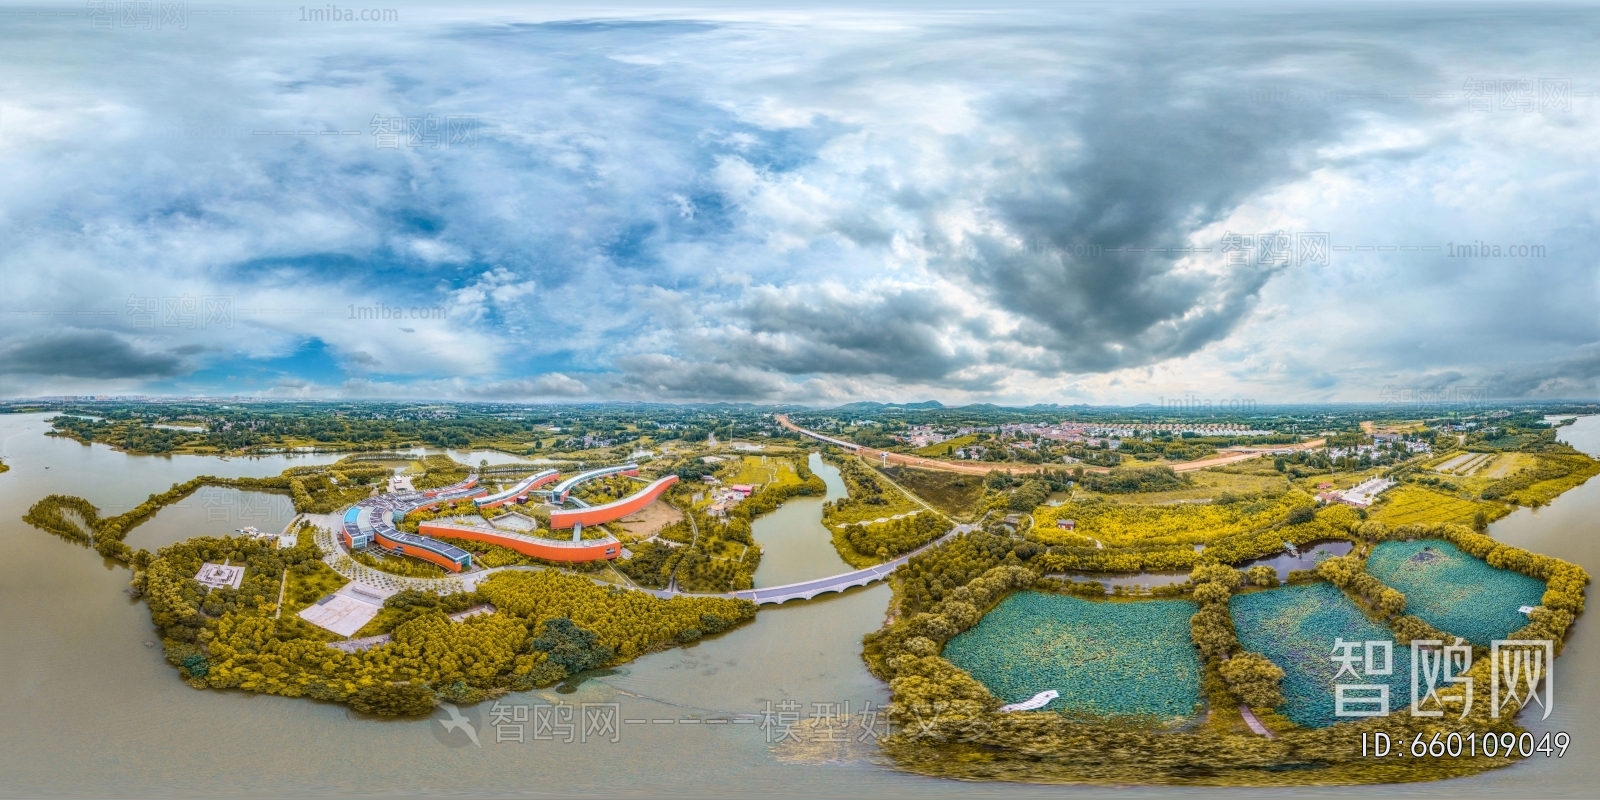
[942,592,1201,721]
[1365,539,1546,645]
[1230,581,1412,729]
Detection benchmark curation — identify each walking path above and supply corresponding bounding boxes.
[1239,705,1277,738]
[326,604,497,653]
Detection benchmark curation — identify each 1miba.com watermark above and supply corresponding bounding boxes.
[348,303,446,321]
[300,5,398,22]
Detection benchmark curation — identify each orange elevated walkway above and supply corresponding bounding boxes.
[418,520,621,562]
[550,475,679,529]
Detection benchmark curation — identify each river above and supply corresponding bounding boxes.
[1,411,1598,798]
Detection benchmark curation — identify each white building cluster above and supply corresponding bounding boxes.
[1317,477,1397,508]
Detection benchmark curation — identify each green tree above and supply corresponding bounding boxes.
[1244,565,1278,587]
[530,617,615,675]
[350,683,436,717]
[1220,651,1286,709]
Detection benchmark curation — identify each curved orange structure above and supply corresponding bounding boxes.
[550,475,679,529]
[475,469,560,509]
[550,463,640,503]
[419,520,621,562]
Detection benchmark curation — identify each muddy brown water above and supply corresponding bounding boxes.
[1,411,1596,797]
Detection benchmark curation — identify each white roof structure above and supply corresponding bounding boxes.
[194,563,245,590]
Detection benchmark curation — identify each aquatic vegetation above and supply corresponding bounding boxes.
[942,592,1201,721]
[1365,539,1546,645]
[1230,582,1412,729]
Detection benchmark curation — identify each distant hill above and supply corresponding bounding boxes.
[832,400,945,412]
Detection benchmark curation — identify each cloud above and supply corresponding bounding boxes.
[689,283,979,381]
[1,9,1597,402]
[463,374,591,399]
[0,329,194,379]
[611,354,787,400]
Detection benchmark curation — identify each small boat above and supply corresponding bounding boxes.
[998,690,1059,712]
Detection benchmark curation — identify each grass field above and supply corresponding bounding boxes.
[1494,454,1600,507]
[1230,582,1413,729]
[1366,539,1546,645]
[823,456,923,525]
[725,455,801,488]
[1366,485,1503,527]
[913,434,977,456]
[1481,453,1525,479]
[280,561,349,617]
[874,464,984,519]
[1087,464,1289,505]
[943,593,1202,721]
[1033,491,1314,548]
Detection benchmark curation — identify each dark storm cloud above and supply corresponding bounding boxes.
[704,285,977,382]
[920,14,1428,374]
[0,329,193,379]
[611,354,785,401]
[1478,345,1600,398]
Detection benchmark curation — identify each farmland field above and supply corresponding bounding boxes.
[822,456,923,525]
[1365,539,1545,645]
[1034,492,1315,548]
[1088,464,1290,505]
[874,464,984,519]
[942,593,1202,722]
[913,434,976,456]
[725,455,801,488]
[1230,582,1412,729]
[1367,485,1501,527]
[1482,453,1524,479]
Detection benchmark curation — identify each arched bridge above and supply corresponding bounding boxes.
[648,530,960,605]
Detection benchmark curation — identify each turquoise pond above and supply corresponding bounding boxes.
[941,593,1201,721]
[1231,582,1412,729]
[1365,539,1546,645]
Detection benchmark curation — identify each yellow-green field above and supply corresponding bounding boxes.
[279,561,349,617]
[1087,463,1290,505]
[913,434,976,456]
[823,456,923,525]
[725,455,801,488]
[1365,484,1502,527]
[1034,491,1326,548]
[875,465,985,519]
[684,455,806,511]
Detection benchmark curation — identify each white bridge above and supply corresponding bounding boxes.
[651,530,960,605]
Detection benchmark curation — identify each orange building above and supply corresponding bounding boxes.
[476,469,560,509]
[550,475,679,529]
[418,520,622,562]
[373,526,473,572]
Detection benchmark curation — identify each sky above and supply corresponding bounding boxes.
[1,2,1598,405]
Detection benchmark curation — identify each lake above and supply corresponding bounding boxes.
[1,410,1597,797]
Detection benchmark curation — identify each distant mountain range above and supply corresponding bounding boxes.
[829,400,1104,412]
[831,400,945,412]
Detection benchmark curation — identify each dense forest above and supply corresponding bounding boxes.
[36,401,808,455]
